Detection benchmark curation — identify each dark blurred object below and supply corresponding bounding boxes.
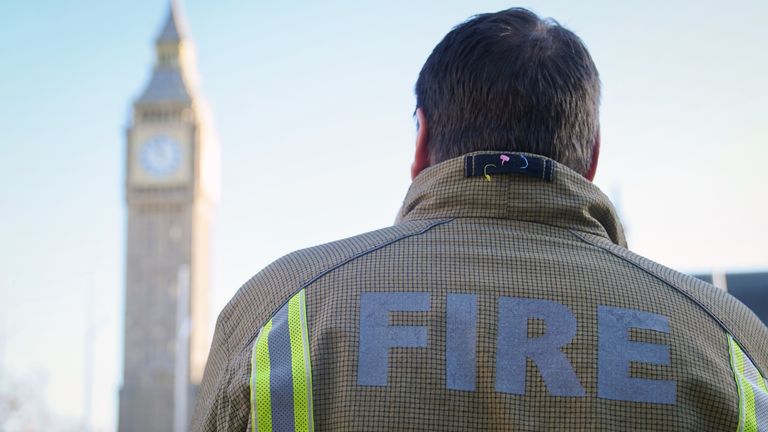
[695,271,768,325]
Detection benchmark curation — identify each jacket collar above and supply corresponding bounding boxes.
[397,151,627,247]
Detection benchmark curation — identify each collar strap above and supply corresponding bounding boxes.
[464,153,555,182]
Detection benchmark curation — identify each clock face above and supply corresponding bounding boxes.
[140,135,182,177]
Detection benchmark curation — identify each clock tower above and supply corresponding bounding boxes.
[119,3,218,431]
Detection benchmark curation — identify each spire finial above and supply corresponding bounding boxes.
[157,0,186,44]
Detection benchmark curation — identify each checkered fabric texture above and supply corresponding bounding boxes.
[192,151,768,431]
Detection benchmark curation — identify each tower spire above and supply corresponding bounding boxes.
[136,0,196,104]
[157,0,186,44]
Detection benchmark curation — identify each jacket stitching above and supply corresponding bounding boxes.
[568,229,765,376]
[240,218,455,354]
[301,219,453,290]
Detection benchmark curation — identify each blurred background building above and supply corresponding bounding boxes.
[118,3,218,431]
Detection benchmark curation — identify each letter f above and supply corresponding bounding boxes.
[357,292,430,386]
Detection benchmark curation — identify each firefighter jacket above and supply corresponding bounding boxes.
[193,151,768,431]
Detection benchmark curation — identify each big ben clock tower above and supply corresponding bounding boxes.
[119,2,218,431]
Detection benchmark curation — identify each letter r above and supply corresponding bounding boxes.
[357,292,430,386]
[496,297,585,396]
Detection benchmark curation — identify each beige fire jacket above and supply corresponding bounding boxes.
[193,152,768,431]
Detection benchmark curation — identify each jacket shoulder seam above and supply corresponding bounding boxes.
[299,218,454,291]
[238,218,454,355]
[568,229,764,373]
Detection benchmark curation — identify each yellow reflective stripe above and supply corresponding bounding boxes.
[728,335,768,432]
[288,290,313,432]
[300,290,315,431]
[732,336,751,432]
[759,374,768,393]
[249,290,314,432]
[253,319,273,432]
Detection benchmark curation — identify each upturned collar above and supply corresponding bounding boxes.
[397,151,627,247]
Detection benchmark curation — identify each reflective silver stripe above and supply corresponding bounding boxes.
[268,303,295,431]
[742,348,768,432]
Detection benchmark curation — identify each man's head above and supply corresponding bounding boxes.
[412,7,601,180]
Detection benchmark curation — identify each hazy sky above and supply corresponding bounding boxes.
[1,0,766,430]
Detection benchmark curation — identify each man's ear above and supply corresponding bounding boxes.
[411,108,431,180]
[585,130,600,182]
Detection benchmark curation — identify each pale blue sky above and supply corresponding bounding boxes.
[0,0,766,430]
